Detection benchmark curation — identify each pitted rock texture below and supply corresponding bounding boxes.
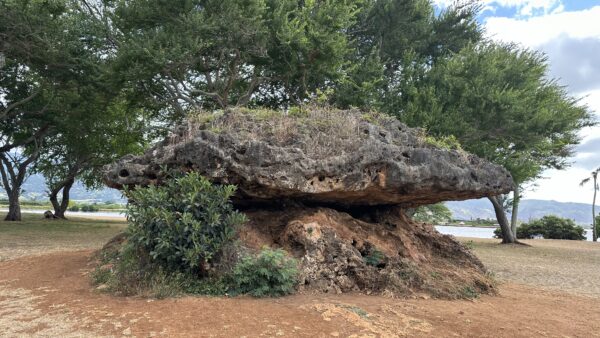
[103,108,513,207]
[240,206,494,298]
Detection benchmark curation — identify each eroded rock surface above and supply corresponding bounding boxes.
[241,206,494,297]
[104,108,513,207]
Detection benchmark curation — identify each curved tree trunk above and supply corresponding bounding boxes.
[510,185,520,236]
[489,196,516,244]
[49,178,75,219]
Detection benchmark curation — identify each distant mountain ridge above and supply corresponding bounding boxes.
[0,174,124,203]
[446,198,596,225]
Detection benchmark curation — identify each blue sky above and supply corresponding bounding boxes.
[435,0,600,203]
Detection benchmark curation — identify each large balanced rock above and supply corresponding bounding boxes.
[103,107,513,298]
[104,108,512,207]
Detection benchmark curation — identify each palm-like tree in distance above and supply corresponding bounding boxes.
[580,167,600,242]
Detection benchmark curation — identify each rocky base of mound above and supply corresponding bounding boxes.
[240,205,495,298]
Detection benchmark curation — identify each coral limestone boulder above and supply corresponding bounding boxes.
[104,108,513,207]
[104,107,513,298]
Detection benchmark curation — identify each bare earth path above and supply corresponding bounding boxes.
[2,216,600,337]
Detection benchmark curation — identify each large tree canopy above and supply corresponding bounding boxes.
[399,42,595,242]
[0,0,147,220]
[102,0,360,113]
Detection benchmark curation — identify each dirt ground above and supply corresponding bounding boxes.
[2,215,600,337]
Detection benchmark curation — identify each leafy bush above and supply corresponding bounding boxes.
[229,248,299,297]
[494,215,585,240]
[68,205,80,212]
[125,172,247,275]
[80,204,99,212]
[91,173,301,298]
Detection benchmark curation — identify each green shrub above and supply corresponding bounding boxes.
[229,248,299,297]
[68,205,80,212]
[363,249,385,267]
[91,172,303,299]
[494,215,585,240]
[125,172,247,275]
[79,204,99,212]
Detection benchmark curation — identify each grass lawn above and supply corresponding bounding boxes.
[0,212,126,262]
[460,237,600,297]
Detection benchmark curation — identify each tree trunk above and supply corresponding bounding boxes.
[4,190,21,221]
[489,196,516,244]
[52,178,74,219]
[510,185,520,236]
[593,175,597,242]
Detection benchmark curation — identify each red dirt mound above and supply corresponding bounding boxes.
[240,206,493,298]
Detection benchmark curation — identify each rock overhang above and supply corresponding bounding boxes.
[104,108,514,207]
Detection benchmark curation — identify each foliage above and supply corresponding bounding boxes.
[363,249,385,267]
[92,173,302,298]
[101,0,360,110]
[412,203,453,224]
[229,247,299,297]
[0,0,147,220]
[494,215,585,240]
[423,135,463,151]
[401,43,594,186]
[124,172,246,274]
[68,203,100,212]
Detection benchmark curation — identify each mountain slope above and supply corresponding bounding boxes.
[0,174,124,202]
[446,198,596,225]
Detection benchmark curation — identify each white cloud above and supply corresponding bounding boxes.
[485,6,600,47]
[524,167,597,204]
[483,6,600,203]
[434,0,563,17]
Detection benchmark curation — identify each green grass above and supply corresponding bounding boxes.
[458,237,600,297]
[0,212,126,261]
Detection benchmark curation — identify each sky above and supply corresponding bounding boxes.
[434,0,600,204]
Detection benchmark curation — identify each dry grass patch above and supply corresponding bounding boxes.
[0,213,126,261]
[184,105,404,159]
[460,237,600,297]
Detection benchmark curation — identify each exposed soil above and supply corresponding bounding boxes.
[239,206,494,298]
[2,250,600,338]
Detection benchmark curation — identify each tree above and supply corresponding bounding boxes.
[0,0,142,220]
[399,43,594,243]
[412,203,453,224]
[34,99,147,218]
[580,167,600,242]
[332,0,482,110]
[94,0,360,114]
[0,0,70,220]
